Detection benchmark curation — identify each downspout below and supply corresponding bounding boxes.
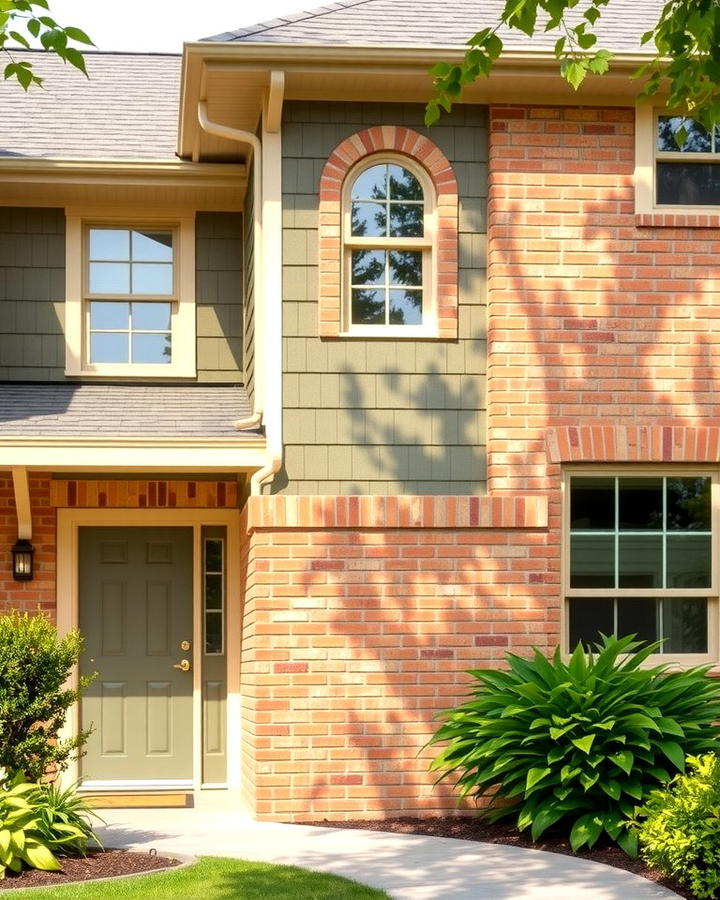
[197,99,282,495]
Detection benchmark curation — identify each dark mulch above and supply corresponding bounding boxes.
[303,816,694,899]
[0,849,179,890]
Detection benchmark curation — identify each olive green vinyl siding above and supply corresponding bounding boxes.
[243,167,256,404]
[196,212,243,383]
[280,102,487,495]
[0,207,65,381]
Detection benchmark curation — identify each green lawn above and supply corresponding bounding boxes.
[2,856,389,899]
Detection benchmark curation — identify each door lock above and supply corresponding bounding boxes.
[180,640,191,651]
[172,659,191,672]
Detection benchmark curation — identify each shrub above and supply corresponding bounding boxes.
[638,753,720,899]
[0,611,93,780]
[31,778,102,856]
[428,634,720,855]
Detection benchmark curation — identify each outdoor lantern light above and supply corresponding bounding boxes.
[12,539,34,581]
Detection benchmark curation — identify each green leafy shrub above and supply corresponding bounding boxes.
[0,775,73,877]
[638,753,720,899]
[31,778,102,856]
[429,635,720,854]
[0,611,93,780]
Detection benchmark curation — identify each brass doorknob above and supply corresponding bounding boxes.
[172,659,191,672]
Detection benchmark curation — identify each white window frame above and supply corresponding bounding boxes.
[562,466,719,666]
[341,154,437,337]
[635,104,720,215]
[65,210,196,378]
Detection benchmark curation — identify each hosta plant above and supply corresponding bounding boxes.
[638,753,720,899]
[31,778,102,856]
[429,635,720,855]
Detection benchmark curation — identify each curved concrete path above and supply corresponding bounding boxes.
[96,807,679,899]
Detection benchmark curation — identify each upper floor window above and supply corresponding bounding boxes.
[87,228,174,365]
[656,115,720,206]
[345,160,431,333]
[317,125,459,340]
[65,213,196,378]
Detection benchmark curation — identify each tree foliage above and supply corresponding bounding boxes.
[427,0,720,131]
[1,0,93,89]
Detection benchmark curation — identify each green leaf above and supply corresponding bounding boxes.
[20,840,61,872]
[658,740,686,771]
[570,813,603,852]
[64,25,94,46]
[526,767,552,791]
[617,828,639,858]
[563,60,587,91]
[610,750,634,775]
[571,734,595,754]
[600,779,621,801]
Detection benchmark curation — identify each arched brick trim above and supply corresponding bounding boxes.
[547,425,720,464]
[318,126,459,339]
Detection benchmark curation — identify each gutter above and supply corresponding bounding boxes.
[197,100,282,496]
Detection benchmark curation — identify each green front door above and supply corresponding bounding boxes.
[79,527,194,786]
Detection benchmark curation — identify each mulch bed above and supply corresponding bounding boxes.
[0,849,180,890]
[304,816,695,899]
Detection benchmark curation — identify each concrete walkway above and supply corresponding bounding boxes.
[96,807,680,899]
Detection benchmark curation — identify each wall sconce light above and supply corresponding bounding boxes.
[12,539,34,581]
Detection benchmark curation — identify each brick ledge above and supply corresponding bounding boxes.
[245,494,548,531]
[547,425,720,464]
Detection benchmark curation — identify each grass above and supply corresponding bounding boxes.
[2,856,390,899]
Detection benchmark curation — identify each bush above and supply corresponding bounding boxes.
[428,635,720,855]
[0,773,100,878]
[0,611,93,780]
[638,753,720,899]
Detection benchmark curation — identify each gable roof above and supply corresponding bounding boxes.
[0,50,181,161]
[204,0,665,53]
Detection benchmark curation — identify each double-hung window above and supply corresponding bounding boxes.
[656,115,720,206]
[343,158,435,335]
[65,214,196,377]
[566,474,714,660]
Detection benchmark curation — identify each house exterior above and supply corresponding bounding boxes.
[0,0,714,820]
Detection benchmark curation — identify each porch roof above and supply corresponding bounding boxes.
[0,383,257,439]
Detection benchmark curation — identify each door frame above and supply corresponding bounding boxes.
[57,507,241,791]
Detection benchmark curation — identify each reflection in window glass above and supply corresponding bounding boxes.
[204,538,224,655]
[349,248,423,326]
[89,301,172,364]
[87,228,174,296]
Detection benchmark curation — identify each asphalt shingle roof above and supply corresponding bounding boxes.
[0,51,181,161]
[0,384,256,438]
[206,0,665,52]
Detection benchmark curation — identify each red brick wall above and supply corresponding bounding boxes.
[241,495,552,820]
[487,104,720,496]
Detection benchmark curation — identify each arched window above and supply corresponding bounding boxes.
[345,158,432,332]
[318,126,459,340]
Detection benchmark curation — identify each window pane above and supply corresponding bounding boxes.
[131,302,171,331]
[351,164,387,200]
[351,202,387,237]
[89,262,130,294]
[89,228,129,261]
[619,478,663,530]
[205,539,223,574]
[389,290,422,325]
[205,611,223,655]
[389,203,424,237]
[389,250,422,286]
[666,477,711,530]
[667,534,712,588]
[132,263,173,295]
[131,333,171,364]
[618,534,663,588]
[570,534,614,588]
[568,598,614,650]
[657,162,720,205]
[352,250,385,285]
[388,165,423,201]
[657,116,712,153]
[205,573,223,611]
[570,477,614,529]
[662,598,708,653]
[352,289,385,324]
[617,597,657,644]
[90,332,128,363]
[89,301,129,330]
[132,230,172,262]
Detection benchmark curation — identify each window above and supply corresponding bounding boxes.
[317,125,458,340]
[345,160,431,333]
[65,214,196,377]
[566,475,713,657]
[656,115,720,206]
[203,535,224,655]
